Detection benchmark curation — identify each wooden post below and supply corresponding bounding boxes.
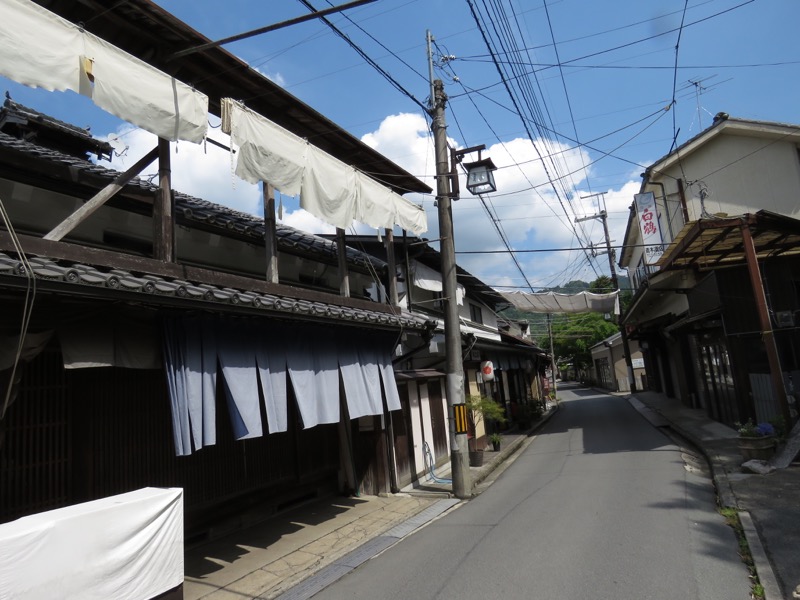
[153,138,174,261]
[741,222,792,426]
[385,228,399,306]
[44,146,159,242]
[336,227,350,297]
[263,183,279,283]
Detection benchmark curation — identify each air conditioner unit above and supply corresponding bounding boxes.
[775,311,795,328]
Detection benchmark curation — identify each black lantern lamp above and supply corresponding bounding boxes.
[463,157,498,195]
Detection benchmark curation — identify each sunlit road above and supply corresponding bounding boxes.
[313,384,750,599]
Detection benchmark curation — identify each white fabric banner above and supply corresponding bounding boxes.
[182,317,218,449]
[255,338,289,434]
[378,347,402,412]
[301,145,359,229]
[217,324,264,440]
[286,337,340,428]
[221,98,427,234]
[0,0,208,143]
[339,344,383,419]
[412,261,465,305]
[0,488,183,600]
[502,290,620,315]
[225,101,307,195]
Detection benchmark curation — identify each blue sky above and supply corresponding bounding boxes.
[3,0,798,291]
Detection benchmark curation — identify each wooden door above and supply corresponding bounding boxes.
[391,383,416,488]
[428,380,448,460]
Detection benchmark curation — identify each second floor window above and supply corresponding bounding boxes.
[470,303,483,324]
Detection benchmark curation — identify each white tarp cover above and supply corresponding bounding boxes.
[502,290,620,315]
[221,98,427,234]
[412,261,464,305]
[0,0,208,143]
[0,487,183,600]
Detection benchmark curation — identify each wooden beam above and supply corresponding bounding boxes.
[741,223,792,427]
[336,227,350,298]
[43,146,159,241]
[153,138,174,261]
[171,0,377,58]
[263,183,279,284]
[385,229,399,306]
[0,231,399,315]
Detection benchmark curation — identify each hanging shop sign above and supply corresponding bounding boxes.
[634,192,665,265]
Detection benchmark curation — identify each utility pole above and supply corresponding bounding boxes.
[428,31,470,498]
[578,193,637,393]
[547,313,557,400]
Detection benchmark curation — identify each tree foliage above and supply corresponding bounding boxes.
[551,313,618,369]
[497,274,631,350]
[550,275,620,369]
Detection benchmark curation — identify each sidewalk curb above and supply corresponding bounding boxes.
[625,393,781,599]
[740,511,782,600]
[273,498,461,600]
[472,403,560,489]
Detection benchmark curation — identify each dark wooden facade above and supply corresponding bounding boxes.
[0,322,341,541]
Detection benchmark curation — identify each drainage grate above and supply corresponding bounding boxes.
[274,498,461,599]
[274,564,352,600]
[335,536,398,569]
[384,498,460,539]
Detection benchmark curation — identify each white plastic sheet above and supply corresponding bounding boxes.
[502,290,620,314]
[221,98,427,234]
[0,0,208,143]
[0,488,183,600]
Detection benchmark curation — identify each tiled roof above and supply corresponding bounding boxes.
[0,131,386,272]
[0,98,114,160]
[0,252,429,330]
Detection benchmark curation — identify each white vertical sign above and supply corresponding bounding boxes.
[634,192,665,264]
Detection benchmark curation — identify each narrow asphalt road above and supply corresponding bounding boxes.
[312,384,751,599]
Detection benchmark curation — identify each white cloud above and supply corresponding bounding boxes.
[360,113,643,290]
[99,121,261,216]
[95,111,642,292]
[279,207,335,235]
[252,66,286,88]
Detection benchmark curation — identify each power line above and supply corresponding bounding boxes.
[295,0,429,113]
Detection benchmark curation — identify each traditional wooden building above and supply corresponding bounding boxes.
[619,113,800,428]
[329,235,550,487]
[0,98,434,541]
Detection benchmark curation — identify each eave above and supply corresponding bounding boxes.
[32,0,432,196]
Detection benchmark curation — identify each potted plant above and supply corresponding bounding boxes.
[466,395,506,466]
[489,432,502,452]
[736,419,777,461]
[516,400,544,429]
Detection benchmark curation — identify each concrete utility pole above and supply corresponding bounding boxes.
[428,31,470,498]
[578,194,637,393]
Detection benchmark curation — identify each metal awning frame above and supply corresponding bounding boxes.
[653,209,797,426]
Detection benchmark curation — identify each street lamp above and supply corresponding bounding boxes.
[450,145,498,199]
[464,158,497,195]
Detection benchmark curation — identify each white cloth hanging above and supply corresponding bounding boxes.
[221,98,427,234]
[0,0,208,143]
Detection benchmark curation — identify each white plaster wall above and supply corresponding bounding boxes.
[670,135,800,221]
